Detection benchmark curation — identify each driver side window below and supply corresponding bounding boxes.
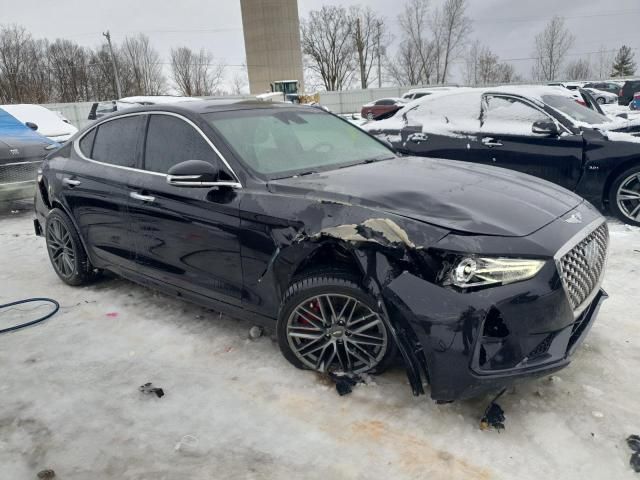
[144,114,220,174]
[481,96,550,136]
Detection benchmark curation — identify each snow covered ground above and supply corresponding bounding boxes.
[0,203,639,480]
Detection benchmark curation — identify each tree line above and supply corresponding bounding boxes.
[301,0,637,91]
[0,24,243,104]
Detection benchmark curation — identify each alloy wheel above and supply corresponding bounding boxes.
[286,294,388,374]
[617,173,640,222]
[46,218,76,278]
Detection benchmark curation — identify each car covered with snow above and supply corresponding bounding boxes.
[1,104,78,143]
[34,100,608,402]
[364,86,640,226]
[0,108,56,201]
[583,87,618,105]
[401,86,459,101]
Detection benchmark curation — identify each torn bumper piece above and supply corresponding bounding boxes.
[383,270,608,402]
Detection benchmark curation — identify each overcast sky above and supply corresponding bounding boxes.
[2,0,639,89]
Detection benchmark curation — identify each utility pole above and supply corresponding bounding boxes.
[103,30,122,99]
[376,21,382,88]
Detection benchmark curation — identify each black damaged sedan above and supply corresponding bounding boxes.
[34,101,609,401]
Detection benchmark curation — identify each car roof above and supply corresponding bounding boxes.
[95,99,319,120]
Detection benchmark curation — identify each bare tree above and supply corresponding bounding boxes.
[463,41,519,86]
[120,34,166,96]
[47,39,92,102]
[301,6,356,91]
[594,46,614,80]
[431,0,471,83]
[565,58,592,81]
[230,69,248,95]
[532,16,574,81]
[350,6,385,89]
[395,0,437,85]
[0,25,50,103]
[170,46,225,96]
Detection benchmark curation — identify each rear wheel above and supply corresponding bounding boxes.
[277,273,396,375]
[609,166,640,226]
[45,208,100,286]
[596,97,606,105]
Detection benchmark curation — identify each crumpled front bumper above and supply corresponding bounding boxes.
[383,266,607,402]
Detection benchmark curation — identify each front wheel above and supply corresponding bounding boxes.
[596,97,606,105]
[277,273,396,375]
[609,166,640,226]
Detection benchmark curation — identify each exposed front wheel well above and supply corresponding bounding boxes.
[291,241,363,282]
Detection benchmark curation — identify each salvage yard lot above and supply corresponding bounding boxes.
[1,206,639,480]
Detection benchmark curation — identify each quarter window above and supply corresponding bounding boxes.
[144,115,219,174]
[482,96,550,135]
[92,116,144,168]
[79,128,96,157]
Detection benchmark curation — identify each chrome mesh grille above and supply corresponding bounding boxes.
[557,223,609,310]
[0,160,41,185]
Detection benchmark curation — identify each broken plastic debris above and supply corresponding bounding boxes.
[628,435,640,473]
[249,325,264,339]
[591,411,604,419]
[139,382,164,398]
[105,312,119,318]
[328,372,362,396]
[37,469,55,479]
[480,390,506,431]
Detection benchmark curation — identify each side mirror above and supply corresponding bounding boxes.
[167,159,222,187]
[532,120,559,137]
[26,122,38,131]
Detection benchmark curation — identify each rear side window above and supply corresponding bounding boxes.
[92,116,144,168]
[144,115,219,173]
[79,128,96,157]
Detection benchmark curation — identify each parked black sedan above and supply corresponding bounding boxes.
[34,101,608,401]
[364,86,640,226]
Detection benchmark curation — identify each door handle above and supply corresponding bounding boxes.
[481,137,503,147]
[130,191,155,202]
[62,177,81,187]
[408,132,429,143]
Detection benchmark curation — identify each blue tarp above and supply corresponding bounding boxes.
[0,108,56,145]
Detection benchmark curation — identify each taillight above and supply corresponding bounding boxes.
[620,88,624,97]
[576,99,586,106]
[635,92,640,100]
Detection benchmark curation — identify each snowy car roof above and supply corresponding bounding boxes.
[118,96,200,105]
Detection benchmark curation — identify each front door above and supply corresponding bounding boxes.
[476,94,584,190]
[128,113,243,306]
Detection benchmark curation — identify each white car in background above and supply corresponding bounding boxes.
[402,86,459,101]
[583,87,618,105]
[1,104,78,143]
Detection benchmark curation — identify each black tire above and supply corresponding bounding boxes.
[608,165,640,227]
[45,208,100,286]
[596,97,606,105]
[277,272,397,375]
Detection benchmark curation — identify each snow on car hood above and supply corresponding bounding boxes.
[269,156,583,237]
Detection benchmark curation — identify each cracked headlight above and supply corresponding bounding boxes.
[450,257,545,288]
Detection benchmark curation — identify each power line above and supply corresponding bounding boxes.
[473,9,640,24]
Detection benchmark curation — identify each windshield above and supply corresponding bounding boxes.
[204,108,394,178]
[541,94,611,124]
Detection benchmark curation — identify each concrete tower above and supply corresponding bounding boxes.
[240,0,304,94]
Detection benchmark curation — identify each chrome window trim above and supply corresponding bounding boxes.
[0,161,42,167]
[553,217,609,318]
[73,110,243,188]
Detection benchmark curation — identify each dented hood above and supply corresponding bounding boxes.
[268,157,583,237]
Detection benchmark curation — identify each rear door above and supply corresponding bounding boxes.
[128,112,243,306]
[63,114,145,270]
[476,94,584,190]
